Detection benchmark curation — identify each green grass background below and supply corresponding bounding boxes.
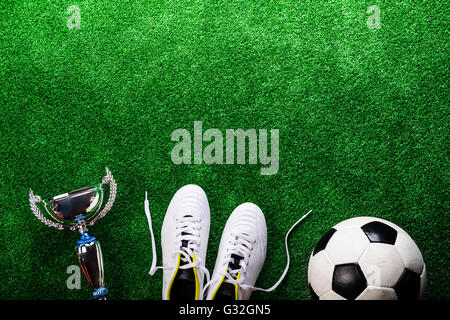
[0,1,448,300]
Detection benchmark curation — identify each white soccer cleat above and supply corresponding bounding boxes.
[145,184,210,300]
[204,204,312,300]
[205,203,267,300]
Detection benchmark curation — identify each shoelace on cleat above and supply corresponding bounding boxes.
[222,232,254,282]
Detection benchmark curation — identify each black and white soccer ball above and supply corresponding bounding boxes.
[308,217,426,300]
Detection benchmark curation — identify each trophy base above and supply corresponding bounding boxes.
[93,287,108,300]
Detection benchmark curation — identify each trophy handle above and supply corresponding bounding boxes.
[29,190,67,230]
[76,232,108,300]
[86,167,117,227]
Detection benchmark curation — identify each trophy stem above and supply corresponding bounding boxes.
[75,217,88,234]
[76,229,108,300]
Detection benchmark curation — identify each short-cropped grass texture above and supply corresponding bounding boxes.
[0,1,447,299]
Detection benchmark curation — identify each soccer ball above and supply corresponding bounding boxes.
[308,217,426,300]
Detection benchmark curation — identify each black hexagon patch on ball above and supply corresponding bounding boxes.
[313,228,336,256]
[361,221,397,245]
[332,263,367,300]
[394,268,421,300]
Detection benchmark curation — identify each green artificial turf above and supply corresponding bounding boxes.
[0,1,448,300]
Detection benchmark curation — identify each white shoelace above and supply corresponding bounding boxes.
[222,232,254,281]
[144,192,210,283]
[222,233,256,283]
[201,209,313,298]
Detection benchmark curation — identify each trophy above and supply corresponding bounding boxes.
[28,168,116,300]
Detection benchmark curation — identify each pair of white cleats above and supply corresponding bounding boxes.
[144,184,311,300]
